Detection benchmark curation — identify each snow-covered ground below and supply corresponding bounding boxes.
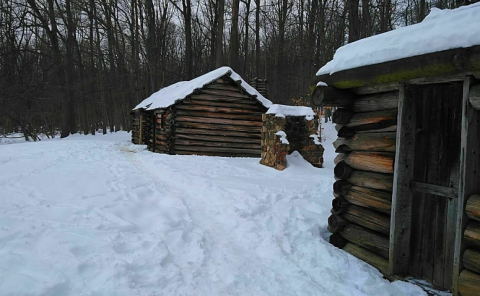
[0,121,428,296]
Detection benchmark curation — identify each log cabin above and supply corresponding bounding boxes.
[312,3,480,295]
[132,67,272,157]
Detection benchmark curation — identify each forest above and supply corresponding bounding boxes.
[0,0,453,139]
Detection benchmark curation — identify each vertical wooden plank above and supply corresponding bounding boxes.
[389,84,416,275]
[453,77,480,295]
[139,114,143,144]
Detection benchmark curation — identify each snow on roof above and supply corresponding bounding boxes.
[266,104,315,120]
[317,3,480,76]
[133,67,272,111]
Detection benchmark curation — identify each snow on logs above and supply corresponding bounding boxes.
[328,90,397,271]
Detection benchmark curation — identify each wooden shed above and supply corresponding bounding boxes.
[312,4,480,295]
[132,67,272,157]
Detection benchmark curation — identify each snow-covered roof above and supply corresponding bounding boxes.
[317,3,480,75]
[134,67,272,111]
[266,104,315,120]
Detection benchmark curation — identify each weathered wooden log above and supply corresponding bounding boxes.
[176,110,262,121]
[465,221,480,249]
[204,83,247,92]
[333,132,396,153]
[334,153,347,165]
[463,248,480,274]
[357,125,397,133]
[333,180,352,195]
[174,139,261,150]
[176,116,263,127]
[353,91,399,113]
[332,197,350,215]
[175,150,259,158]
[176,122,261,133]
[343,205,390,235]
[458,269,480,296]
[188,99,263,110]
[346,109,398,132]
[334,161,354,179]
[176,134,260,144]
[174,145,260,155]
[469,84,480,111]
[466,194,480,222]
[200,88,250,99]
[311,85,356,107]
[329,233,348,249]
[155,140,168,146]
[175,127,261,138]
[343,152,395,174]
[339,223,390,258]
[176,104,261,114]
[342,243,389,274]
[343,186,392,214]
[190,94,257,104]
[346,171,393,192]
[328,214,348,233]
[332,108,354,124]
[337,126,356,138]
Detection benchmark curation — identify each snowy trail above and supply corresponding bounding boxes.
[0,129,426,296]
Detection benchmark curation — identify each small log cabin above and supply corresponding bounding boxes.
[132,67,272,157]
[312,4,480,295]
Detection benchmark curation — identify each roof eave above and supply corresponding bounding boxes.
[312,45,480,91]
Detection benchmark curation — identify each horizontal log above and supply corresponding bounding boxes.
[470,84,480,111]
[311,85,356,107]
[175,150,258,158]
[190,94,257,104]
[333,180,352,195]
[343,152,395,174]
[410,181,458,199]
[176,110,262,121]
[156,134,168,141]
[329,233,348,249]
[176,116,263,127]
[332,108,354,124]
[465,221,480,249]
[186,99,263,110]
[458,269,480,296]
[340,223,390,258]
[357,125,397,133]
[346,170,393,192]
[346,109,398,132]
[334,161,354,179]
[328,214,348,233]
[343,186,392,214]
[353,91,399,112]
[176,134,260,144]
[176,121,261,133]
[199,86,252,99]
[176,104,262,114]
[343,205,390,235]
[334,153,347,165]
[333,132,396,153]
[175,127,261,138]
[174,139,261,150]
[464,248,480,274]
[174,145,260,155]
[337,126,398,138]
[332,197,350,215]
[466,194,480,222]
[342,243,389,274]
[155,140,168,146]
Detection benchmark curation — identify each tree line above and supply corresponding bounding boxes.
[0,0,457,139]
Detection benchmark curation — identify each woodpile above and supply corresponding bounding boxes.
[459,194,480,296]
[328,90,397,273]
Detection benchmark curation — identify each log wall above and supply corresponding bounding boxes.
[328,90,398,273]
[153,76,266,157]
[131,110,150,145]
[459,194,480,296]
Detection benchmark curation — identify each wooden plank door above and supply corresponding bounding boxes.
[407,83,463,290]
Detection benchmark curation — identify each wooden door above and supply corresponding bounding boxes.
[407,83,463,290]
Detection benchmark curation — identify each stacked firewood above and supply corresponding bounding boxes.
[458,194,480,296]
[327,90,399,274]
